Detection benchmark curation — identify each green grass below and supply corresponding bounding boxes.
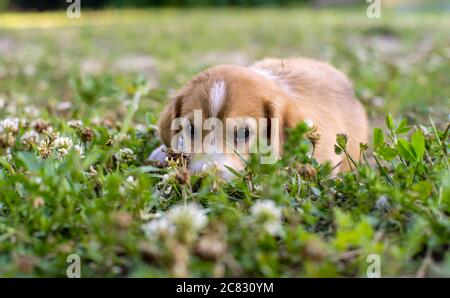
[0,8,449,277]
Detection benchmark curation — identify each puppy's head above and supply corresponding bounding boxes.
[157,65,296,180]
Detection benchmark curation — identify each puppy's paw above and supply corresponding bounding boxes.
[148,145,168,166]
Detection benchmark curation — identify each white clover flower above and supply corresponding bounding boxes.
[32,177,43,185]
[6,104,17,115]
[67,119,84,129]
[250,200,283,236]
[91,116,101,126]
[37,138,52,159]
[20,130,40,149]
[24,106,39,118]
[141,203,208,242]
[53,136,73,158]
[304,119,314,128]
[160,173,171,183]
[135,124,147,134]
[3,153,12,162]
[113,133,130,143]
[114,148,136,163]
[1,148,12,162]
[56,101,72,113]
[122,176,138,194]
[19,118,28,128]
[196,235,226,260]
[167,203,208,233]
[0,118,19,134]
[119,186,126,196]
[142,217,175,240]
[126,175,137,186]
[74,145,84,157]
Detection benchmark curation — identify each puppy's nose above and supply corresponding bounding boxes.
[148,145,168,166]
[189,153,241,181]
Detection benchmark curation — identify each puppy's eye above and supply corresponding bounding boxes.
[235,126,250,143]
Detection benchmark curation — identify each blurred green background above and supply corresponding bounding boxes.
[0,0,449,10]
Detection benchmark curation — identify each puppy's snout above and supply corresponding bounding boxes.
[148,147,243,181]
[189,153,243,181]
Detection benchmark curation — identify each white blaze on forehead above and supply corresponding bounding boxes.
[210,80,226,117]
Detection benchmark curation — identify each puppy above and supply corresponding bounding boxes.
[149,58,368,180]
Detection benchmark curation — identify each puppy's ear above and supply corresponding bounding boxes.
[263,99,296,153]
[158,95,183,146]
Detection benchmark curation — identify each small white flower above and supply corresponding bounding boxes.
[19,118,28,128]
[53,136,73,158]
[33,177,43,185]
[56,101,72,112]
[6,104,16,115]
[135,124,147,134]
[160,173,170,183]
[20,130,39,149]
[113,133,130,143]
[141,203,208,242]
[2,148,12,162]
[126,175,137,184]
[37,138,52,159]
[0,118,19,134]
[67,119,83,129]
[114,148,136,163]
[74,145,84,157]
[250,200,282,236]
[53,136,73,149]
[91,117,101,126]
[142,217,175,240]
[123,176,138,190]
[24,106,39,118]
[304,119,314,129]
[167,203,208,233]
[119,186,126,196]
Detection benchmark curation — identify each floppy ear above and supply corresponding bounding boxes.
[263,98,296,154]
[158,95,183,146]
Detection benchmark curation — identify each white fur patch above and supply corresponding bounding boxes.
[189,153,237,181]
[148,145,168,165]
[251,67,293,96]
[210,80,226,117]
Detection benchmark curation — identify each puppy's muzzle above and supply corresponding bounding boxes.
[148,145,243,181]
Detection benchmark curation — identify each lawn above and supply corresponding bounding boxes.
[0,8,449,277]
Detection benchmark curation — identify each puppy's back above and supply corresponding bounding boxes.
[251,58,368,171]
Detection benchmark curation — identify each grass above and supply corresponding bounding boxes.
[0,8,449,277]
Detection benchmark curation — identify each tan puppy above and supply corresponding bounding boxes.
[149,58,368,180]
